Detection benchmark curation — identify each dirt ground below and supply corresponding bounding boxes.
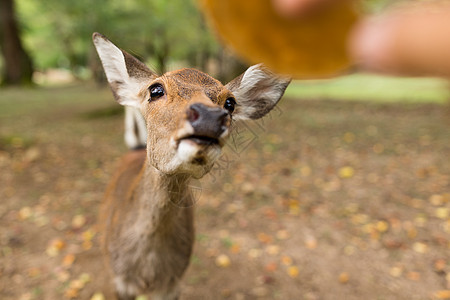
[0,85,449,299]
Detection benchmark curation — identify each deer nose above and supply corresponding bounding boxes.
[187,103,229,138]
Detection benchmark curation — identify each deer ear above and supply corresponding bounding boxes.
[92,32,157,108]
[226,64,290,120]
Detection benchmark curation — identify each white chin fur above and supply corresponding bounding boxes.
[166,140,221,178]
[177,140,201,161]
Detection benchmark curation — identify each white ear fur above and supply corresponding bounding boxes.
[92,33,155,108]
[226,64,290,120]
[92,33,128,84]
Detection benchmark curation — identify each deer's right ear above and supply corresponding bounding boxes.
[92,32,157,108]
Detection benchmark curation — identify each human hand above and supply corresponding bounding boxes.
[350,1,450,77]
[272,0,335,18]
[273,0,450,77]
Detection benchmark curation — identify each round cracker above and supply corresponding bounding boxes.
[201,0,359,78]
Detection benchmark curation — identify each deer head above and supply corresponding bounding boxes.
[93,33,290,178]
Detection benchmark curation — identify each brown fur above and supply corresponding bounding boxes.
[93,32,289,300]
[101,148,195,300]
[100,71,231,300]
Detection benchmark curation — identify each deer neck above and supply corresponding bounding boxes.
[135,160,193,234]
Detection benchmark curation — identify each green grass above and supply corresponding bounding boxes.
[0,83,113,118]
[285,73,450,104]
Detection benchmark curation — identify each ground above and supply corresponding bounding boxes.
[0,84,449,300]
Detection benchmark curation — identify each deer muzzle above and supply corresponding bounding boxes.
[183,103,230,145]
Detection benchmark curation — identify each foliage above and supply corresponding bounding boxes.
[2,0,422,81]
[286,73,450,104]
[14,0,219,75]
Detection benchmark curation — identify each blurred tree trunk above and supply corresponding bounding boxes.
[89,46,106,85]
[156,38,170,74]
[216,48,248,83]
[0,0,34,85]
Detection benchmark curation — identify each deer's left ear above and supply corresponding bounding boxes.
[226,64,290,120]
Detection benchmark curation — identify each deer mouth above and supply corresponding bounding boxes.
[179,135,220,146]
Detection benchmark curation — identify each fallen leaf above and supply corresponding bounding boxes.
[18,207,33,220]
[436,208,449,219]
[79,273,91,284]
[241,182,255,194]
[263,207,277,220]
[226,203,239,213]
[72,214,87,229]
[265,262,278,272]
[414,215,427,227]
[265,245,280,256]
[430,194,445,206]
[300,166,312,177]
[434,259,447,273]
[26,267,41,278]
[251,286,269,297]
[443,220,450,234]
[434,290,450,299]
[82,240,93,250]
[64,288,79,299]
[351,214,369,225]
[344,245,356,255]
[218,230,229,239]
[19,293,32,300]
[276,230,290,240]
[288,200,301,216]
[343,132,355,143]
[82,229,96,241]
[339,166,354,179]
[46,238,65,257]
[205,248,219,257]
[62,254,76,268]
[256,275,275,285]
[372,143,384,154]
[287,266,299,278]
[257,233,273,244]
[215,254,231,268]
[221,289,232,298]
[280,255,293,267]
[24,147,40,162]
[407,271,421,281]
[230,244,241,254]
[383,239,404,249]
[90,293,105,300]
[389,266,403,278]
[56,270,70,283]
[248,248,263,259]
[376,221,389,233]
[413,242,428,254]
[53,218,68,231]
[362,223,374,234]
[338,272,350,284]
[69,279,85,290]
[34,215,50,227]
[305,236,318,249]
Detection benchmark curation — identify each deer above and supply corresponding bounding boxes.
[92,32,290,300]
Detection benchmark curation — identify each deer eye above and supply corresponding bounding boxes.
[224,97,236,114]
[149,84,165,101]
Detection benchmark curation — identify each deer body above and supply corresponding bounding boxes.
[102,149,194,299]
[93,32,289,300]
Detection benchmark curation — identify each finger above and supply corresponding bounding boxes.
[272,0,334,18]
[350,1,450,77]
